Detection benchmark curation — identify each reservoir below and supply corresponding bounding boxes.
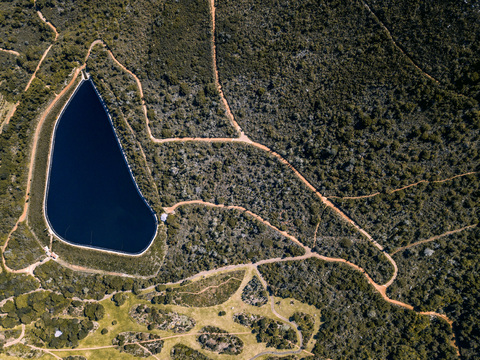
[45,79,157,254]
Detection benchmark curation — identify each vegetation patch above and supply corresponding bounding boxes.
[0,328,21,347]
[233,312,297,350]
[156,204,304,282]
[34,261,150,300]
[171,343,211,360]
[368,0,480,99]
[333,175,480,251]
[389,227,480,359]
[0,0,53,100]
[112,331,163,357]
[30,316,95,348]
[3,223,46,271]
[313,208,394,284]
[216,0,479,198]
[151,270,244,307]
[290,312,315,347]
[0,272,38,302]
[259,258,457,359]
[197,326,244,355]
[63,356,87,360]
[241,275,268,307]
[153,142,326,249]
[130,304,195,333]
[4,343,42,359]
[0,290,70,329]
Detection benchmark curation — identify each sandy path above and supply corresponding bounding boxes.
[329,171,477,200]
[391,224,477,255]
[209,0,243,136]
[1,66,82,258]
[165,200,306,250]
[136,343,160,360]
[4,324,25,347]
[254,268,306,358]
[1,40,104,271]
[176,276,243,295]
[35,4,59,41]
[0,48,20,56]
[24,44,53,92]
[0,101,19,131]
[361,1,439,84]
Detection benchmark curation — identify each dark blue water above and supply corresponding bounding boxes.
[45,79,157,254]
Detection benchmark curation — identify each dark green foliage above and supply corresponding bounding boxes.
[171,343,211,360]
[259,259,457,359]
[290,312,315,347]
[0,291,70,328]
[313,208,394,284]
[333,175,480,251]
[216,0,479,198]
[31,315,94,349]
[63,356,87,360]
[0,272,38,302]
[154,142,325,248]
[111,292,128,307]
[368,0,480,100]
[197,326,244,355]
[156,204,304,282]
[152,270,244,307]
[389,227,480,359]
[241,275,268,307]
[233,312,297,350]
[83,303,105,321]
[3,223,45,270]
[34,260,149,300]
[130,304,195,333]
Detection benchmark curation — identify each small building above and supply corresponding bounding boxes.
[54,330,63,338]
[160,213,168,222]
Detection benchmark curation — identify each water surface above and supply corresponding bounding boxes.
[45,79,157,254]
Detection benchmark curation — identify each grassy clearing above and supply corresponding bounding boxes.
[43,267,321,359]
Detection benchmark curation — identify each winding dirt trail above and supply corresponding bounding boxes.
[176,276,243,296]
[0,48,20,56]
[4,324,25,347]
[1,40,104,271]
[209,0,243,136]
[24,44,53,92]
[361,0,439,84]
[0,3,463,355]
[253,268,309,359]
[165,200,306,249]
[391,224,477,255]
[36,10,59,41]
[329,171,478,200]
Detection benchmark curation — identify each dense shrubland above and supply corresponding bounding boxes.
[259,259,458,359]
[333,174,480,251]
[155,205,304,283]
[313,207,394,284]
[0,0,54,100]
[368,0,480,100]
[215,0,479,198]
[153,141,326,248]
[171,343,211,360]
[3,223,45,270]
[389,227,480,359]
